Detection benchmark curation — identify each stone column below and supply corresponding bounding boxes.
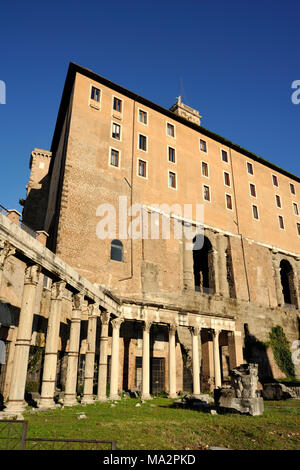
[39,280,66,409]
[272,252,284,306]
[191,326,201,397]
[2,264,40,417]
[228,330,243,369]
[64,293,84,406]
[141,320,152,400]
[97,311,110,401]
[82,303,99,404]
[109,317,123,400]
[182,222,194,291]
[168,323,177,398]
[212,329,222,388]
[211,249,220,295]
[0,239,15,296]
[217,233,229,297]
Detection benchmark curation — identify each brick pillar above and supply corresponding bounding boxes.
[141,320,152,400]
[109,317,123,400]
[168,323,177,398]
[64,293,84,406]
[82,303,99,404]
[1,264,41,418]
[97,311,110,401]
[191,326,201,397]
[39,281,66,409]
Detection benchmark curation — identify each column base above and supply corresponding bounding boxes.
[0,400,26,420]
[97,396,108,402]
[109,394,121,401]
[141,394,152,400]
[63,395,79,407]
[81,396,95,405]
[38,398,57,409]
[168,393,178,399]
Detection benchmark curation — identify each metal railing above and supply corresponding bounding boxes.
[0,420,117,450]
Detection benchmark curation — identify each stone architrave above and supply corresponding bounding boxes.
[97,311,110,401]
[109,316,123,400]
[168,323,177,398]
[0,239,16,295]
[2,264,41,418]
[39,280,66,409]
[191,326,201,397]
[141,320,152,400]
[64,293,84,406]
[212,329,222,388]
[82,303,99,404]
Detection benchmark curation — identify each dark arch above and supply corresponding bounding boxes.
[110,239,123,262]
[193,235,214,294]
[280,259,296,306]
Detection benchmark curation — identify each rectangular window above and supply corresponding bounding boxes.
[138,159,147,178]
[112,122,121,140]
[224,172,231,186]
[278,215,284,229]
[168,146,176,163]
[226,194,232,210]
[276,195,281,208]
[290,183,296,195]
[167,122,175,137]
[297,223,300,236]
[110,149,120,167]
[272,174,278,187]
[169,171,176,189]
[200,139,207,152]
[293,202,299,215]
[221,149,228,162]
[113,97,122,113]
[203,185,210,201]
[139,109,148,125]
[139,134,147,151]
[91,86,100,102]
[247,162,254,175]
[249,183,256,197]
[202,162,209,177]
[252,205,259,220]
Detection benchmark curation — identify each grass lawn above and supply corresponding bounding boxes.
[19,397,300,450]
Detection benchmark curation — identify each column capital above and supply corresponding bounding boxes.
[142,320,152,332]
[168,322,177,335]
[190,325,201,336]
[88,303,100,318]
[0,240,16,267]
[72,292,84,310]
[101,311,111,325]
[51,280,66,301]
[111,316,124,330]
[211,328,221,338]
[24,264,41,286]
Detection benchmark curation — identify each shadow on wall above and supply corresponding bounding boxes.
[243,323,274,384]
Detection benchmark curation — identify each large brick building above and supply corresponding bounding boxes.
[1,62,300,412]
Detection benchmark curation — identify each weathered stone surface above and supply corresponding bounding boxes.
[262,382,298,400]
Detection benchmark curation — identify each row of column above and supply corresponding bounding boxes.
[1,261,241,416]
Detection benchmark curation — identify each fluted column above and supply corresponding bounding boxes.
[168,323,177,398]
[141,320,152,400]
[97,311,110,401]
[64,293,84,406]
[191,326,201,397]
[212,329,222,388]
[2,264,40,417]
[109,317,123,400]
[0,239,15,295]
[39,280,66,409]
[82,303,99,404]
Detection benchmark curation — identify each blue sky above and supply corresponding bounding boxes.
[0,0,299,213]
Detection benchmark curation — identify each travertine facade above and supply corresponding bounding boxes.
[0,62,300,416]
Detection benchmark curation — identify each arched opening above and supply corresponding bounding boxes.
[110,239,123,262]
[280,259,296,306]
[193,235,214,294]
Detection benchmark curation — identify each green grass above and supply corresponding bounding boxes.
[20,397,300,450]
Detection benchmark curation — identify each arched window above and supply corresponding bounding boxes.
[280,259,296,306]
[110,239,123,262]
[193,235,214,294]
